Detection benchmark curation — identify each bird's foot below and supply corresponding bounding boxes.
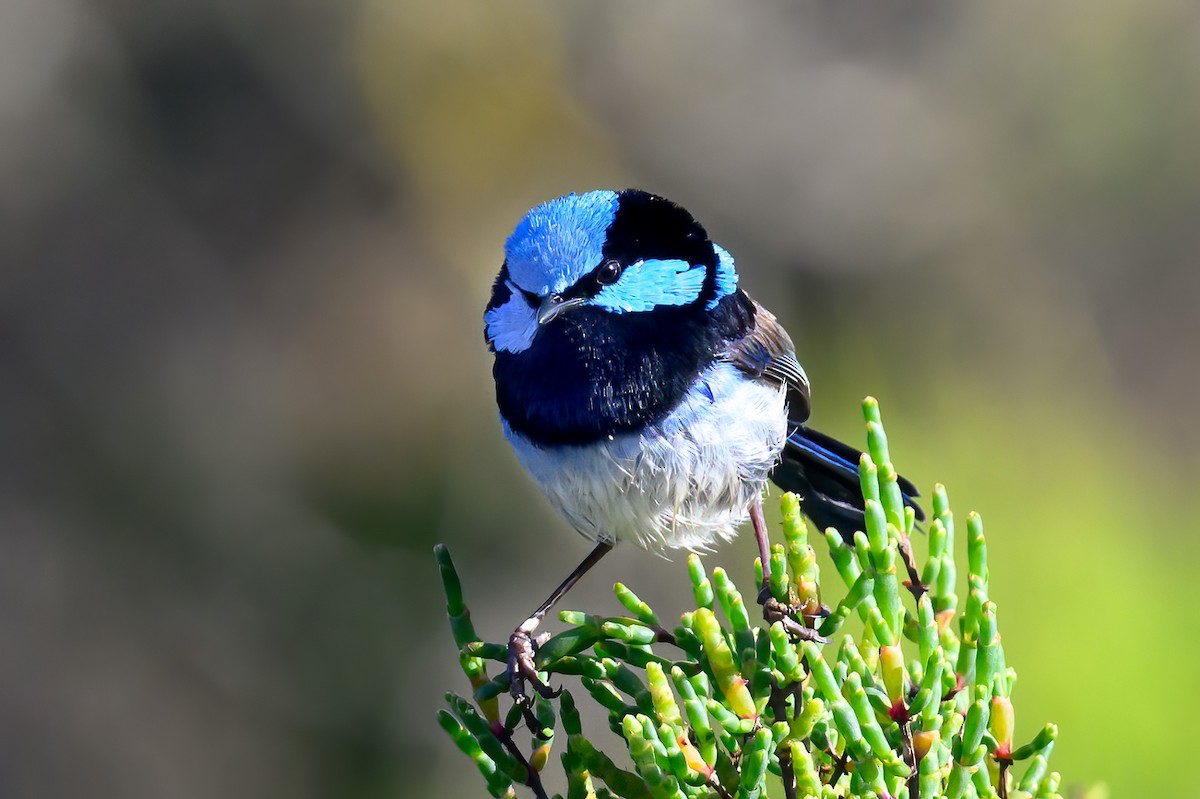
[757,587,831,644]
[507,627,561,705]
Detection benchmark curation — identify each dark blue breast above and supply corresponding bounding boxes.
[495,292,755,446]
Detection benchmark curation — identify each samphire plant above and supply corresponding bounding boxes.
[435,399,1062,799]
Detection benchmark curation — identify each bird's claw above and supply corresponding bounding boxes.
[507,629,560,704]
[758,590,831,644]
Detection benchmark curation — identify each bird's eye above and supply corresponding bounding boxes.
[596,259,623,285]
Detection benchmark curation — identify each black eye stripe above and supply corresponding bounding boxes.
[556,259,623,302]
[518,286,540,307]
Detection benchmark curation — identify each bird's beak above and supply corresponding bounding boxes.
[537,294,586,325]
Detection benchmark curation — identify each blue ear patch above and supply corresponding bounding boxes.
[484,282,538,353]
[592,259,706,313]
[505,191,620,296]
[709,245,739,309]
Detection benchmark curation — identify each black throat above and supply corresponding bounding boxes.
[495,291,755,447]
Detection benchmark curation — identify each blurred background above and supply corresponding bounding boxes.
[2,0,1197,796]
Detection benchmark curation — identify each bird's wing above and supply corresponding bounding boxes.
[720,296,811,423]
[721,294,925,538]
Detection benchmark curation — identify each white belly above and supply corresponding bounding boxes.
[504,362,788,551]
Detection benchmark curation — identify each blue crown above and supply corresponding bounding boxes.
[504,190,620,297]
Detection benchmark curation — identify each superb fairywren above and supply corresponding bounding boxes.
[484,190,921,699]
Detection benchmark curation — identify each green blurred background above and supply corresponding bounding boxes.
[2,0,1197,796]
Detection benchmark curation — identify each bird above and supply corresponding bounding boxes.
[484,189,922,700]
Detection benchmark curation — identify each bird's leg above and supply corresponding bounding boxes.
[751,496,829,644]
[508,541,612,704]
[749,497,773,595]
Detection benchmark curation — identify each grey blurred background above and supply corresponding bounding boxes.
[2,0,1197,796]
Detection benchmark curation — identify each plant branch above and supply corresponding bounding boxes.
[897,533,927,603]
[494,723,548,799]
[902,721,919,799]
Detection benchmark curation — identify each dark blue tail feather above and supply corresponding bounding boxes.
[770,426,924,544]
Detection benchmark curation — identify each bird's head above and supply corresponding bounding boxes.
[484,189,756,445]
[484,190,740,354]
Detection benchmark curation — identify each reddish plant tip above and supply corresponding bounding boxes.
[942,673,968,703]
[889,699,909,723]
[677,734,714,778]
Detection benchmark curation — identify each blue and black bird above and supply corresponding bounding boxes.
[484,189,921,697]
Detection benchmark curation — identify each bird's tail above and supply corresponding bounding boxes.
[770,425,924,543]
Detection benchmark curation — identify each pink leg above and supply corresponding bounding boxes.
[508,541,612,702]
[749,495,772,591]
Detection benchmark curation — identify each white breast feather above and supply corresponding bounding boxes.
[504,362,788,551]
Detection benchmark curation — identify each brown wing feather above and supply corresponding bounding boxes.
[721,296,811,423]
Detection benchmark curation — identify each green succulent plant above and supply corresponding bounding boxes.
[435,399,1062,799]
